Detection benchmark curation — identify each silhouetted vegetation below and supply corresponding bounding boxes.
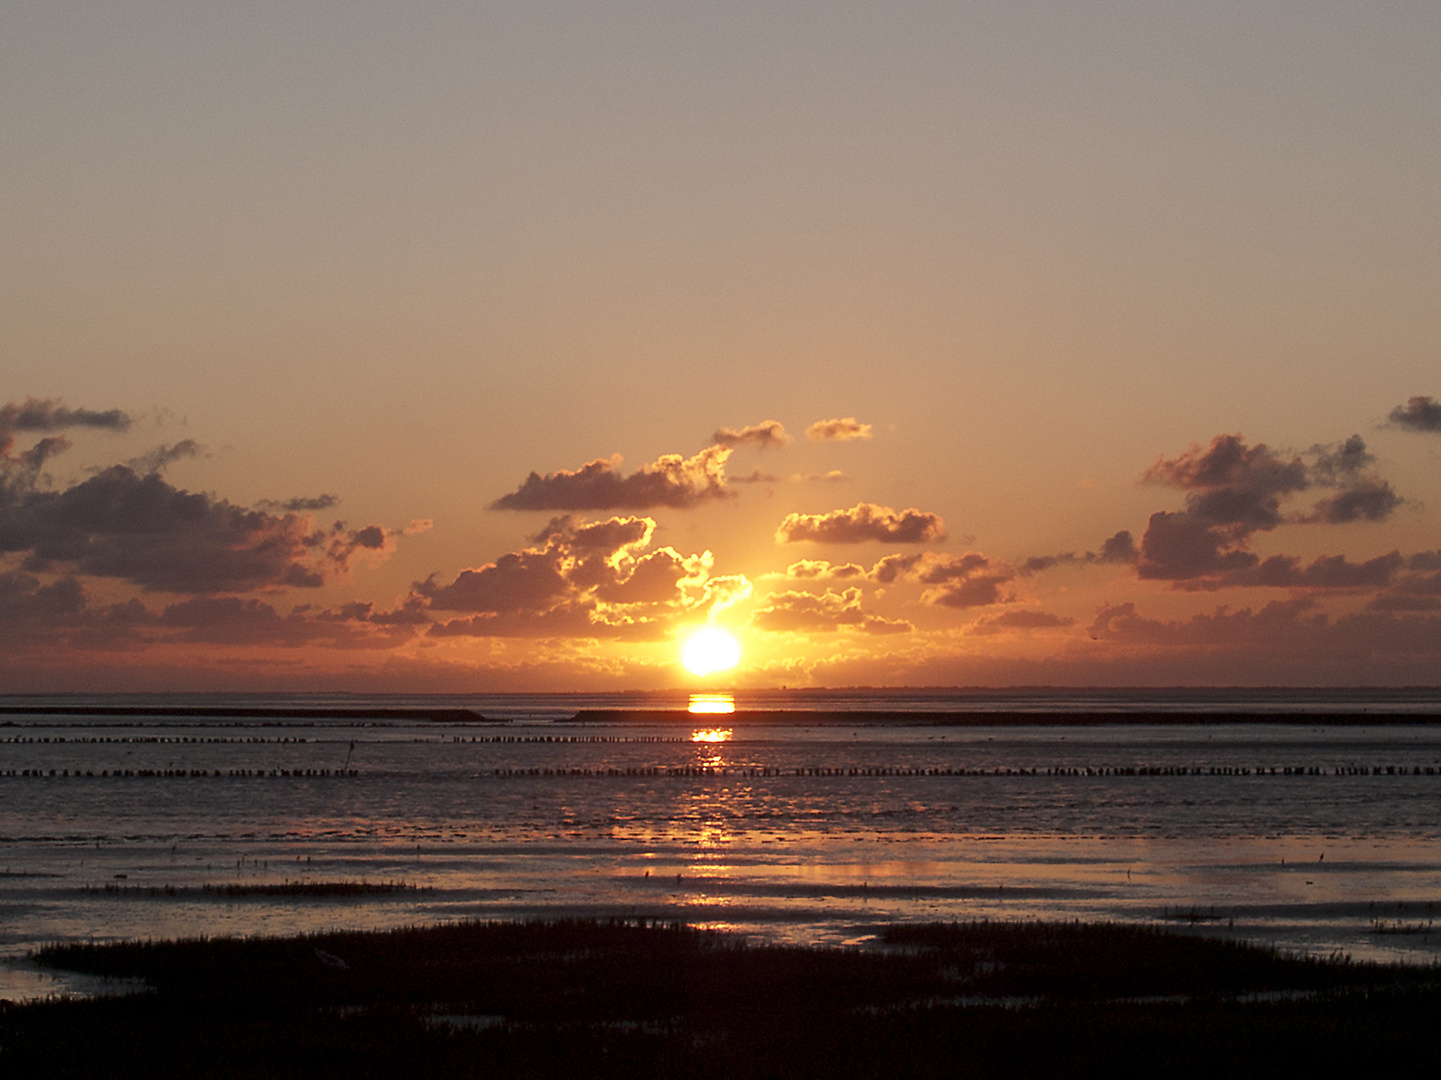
[4,919,1439,1078]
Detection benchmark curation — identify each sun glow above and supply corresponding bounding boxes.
[681,627,741,677]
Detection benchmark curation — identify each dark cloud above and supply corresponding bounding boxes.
[0,398,130,456]
[1223,552,1405,590]
[1143,434,1307,534]
[259,493,339,513]
[775,503,945,544]
[1388,396,1441,433]
[858,550,1015,610]
[1308,434,1373,482]
[913,552,992,584]
[0,570,86,620]
[1078,599,1441,682]
[1136,510,1260,581]
[926,574,1011,609]
[713,420,790,449]
[1098,530,1139,564]
[417,548,570,614]
[1368,595,1441,612]
[156,596,427,648]
[1136,433,1401,585]
[806,417,872,441]
[1021,532,1136,575]
[1307,479,1403,524]
[491,446,732,511]
[0,465,392,594]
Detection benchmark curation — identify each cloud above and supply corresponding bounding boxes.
[1307,479,1403,524]
[0,398,130,457]
[854,549,1014,609]
[1142,434,1307,534]
[1388,396,1441,433]
[156,596,427,648]
[925,574,1011,609]
[784,559,866,580]
[870,553,924,584]
[1136,433,1401,584]
[491,446,733,511]
[806,417,872,441]
[751,587,910,634]
[1,398,134,494]
[125,440,202,475]
[1307,434,1373,481]
[713,420,791,449]
[0,464,395,594]
[259,494,339,513]
[969,610,1076,634]
[414,514,720,638]
[775,502,945,544]
[1025,531,1139,573]
[1215,552,1405,591]
[1076,599,1441,682]
[1098,530,1140,564]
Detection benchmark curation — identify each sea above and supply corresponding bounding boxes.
[4,688,1441,1001]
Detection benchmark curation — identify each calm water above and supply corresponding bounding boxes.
[4,690,1441,1000]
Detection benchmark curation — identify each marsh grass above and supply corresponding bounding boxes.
[5,919,1439,1078]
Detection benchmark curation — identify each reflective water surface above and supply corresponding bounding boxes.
[3,692,1440,1000]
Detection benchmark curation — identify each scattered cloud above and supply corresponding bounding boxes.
[1136,433,1401,585]
[806,417,873,441]
[259,493,339,513]
[1388,396,1441,433]
[713,420,791,449]
[751,587,910,634]
[491,446,733,511]
[0,398,130,454]
[0,464,394,594]
[414,514,719,638]
[784,559,866,580]
[969,610,1076,634]
[775,502,945,544]
[125,440,202,475]
[0,402,404,596]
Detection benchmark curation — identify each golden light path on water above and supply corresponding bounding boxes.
[688,693,735,715]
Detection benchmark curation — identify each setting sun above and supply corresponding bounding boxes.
[681,627,741,677]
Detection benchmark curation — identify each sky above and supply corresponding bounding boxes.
[3,2,1441,691]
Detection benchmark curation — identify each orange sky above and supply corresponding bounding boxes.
[4,4,1441,690]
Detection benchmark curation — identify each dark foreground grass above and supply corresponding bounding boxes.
[4,919,1439,1079]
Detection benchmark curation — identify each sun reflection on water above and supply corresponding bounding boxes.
[688,693,734,715]
[691,728,733,743]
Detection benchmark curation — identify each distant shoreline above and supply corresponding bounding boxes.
[4,703,1441,724]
